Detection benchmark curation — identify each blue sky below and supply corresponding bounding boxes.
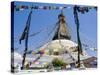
[13,1,97,57]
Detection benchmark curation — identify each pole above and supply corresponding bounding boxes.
[73,6,83,68]
[21,10,32,69]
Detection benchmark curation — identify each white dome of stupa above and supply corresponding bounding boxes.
[40,39,78,53]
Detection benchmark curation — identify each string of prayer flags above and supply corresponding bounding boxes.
[14,5,70,11]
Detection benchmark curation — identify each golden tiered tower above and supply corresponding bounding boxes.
[53,12,71,40]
